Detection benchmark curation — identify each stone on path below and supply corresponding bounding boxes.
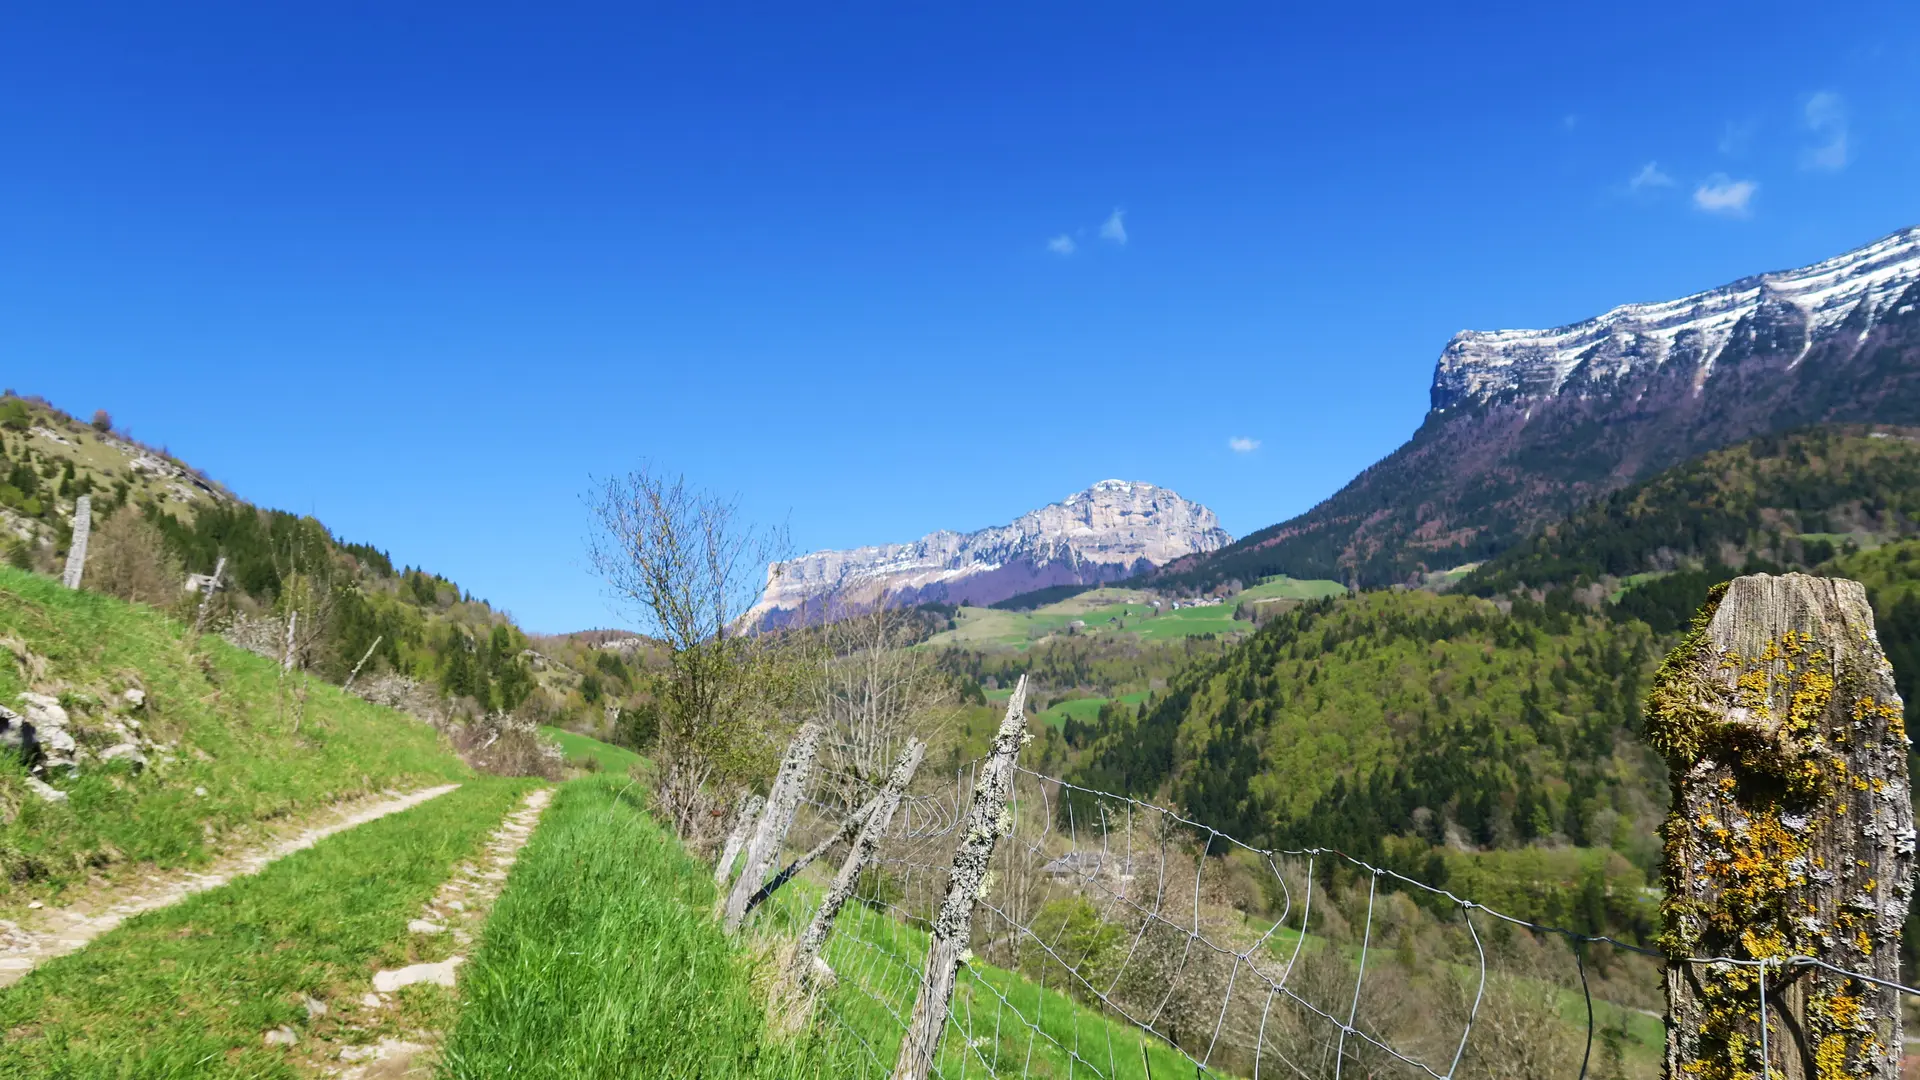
[264,1026,299,1047]
[371,957,463,993]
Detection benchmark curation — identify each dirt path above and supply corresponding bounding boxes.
[0,783,462,989]
[316,785,553,1079]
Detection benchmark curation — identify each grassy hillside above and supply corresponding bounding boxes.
[923,576,1345,650]
[0,565,470,902]
[0,391,658,748]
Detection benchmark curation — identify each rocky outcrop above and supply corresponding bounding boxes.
[1162,226,1920,591]
[750,480,1231,625]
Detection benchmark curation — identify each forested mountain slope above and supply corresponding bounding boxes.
[1461,425,1920,615]
[1071,591,1665,873]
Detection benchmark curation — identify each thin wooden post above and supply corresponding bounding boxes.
[714,791,765,888]
[788,737,926,990]
[1647,574,1911,1080]
[60,495,90,589]
[724,721,822,932]
[343,635,383,690]
[894,676,1029,1080]
[192,555,226,634]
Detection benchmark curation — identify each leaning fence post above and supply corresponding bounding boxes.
[1647,573,1911,1080]
[192,555,226,634]
[343,634,382,691]
[59,495,91,590]
[715,791,765,888]
[894,676,1029,1080]
[790,736,926,991]
[724,720,822,932]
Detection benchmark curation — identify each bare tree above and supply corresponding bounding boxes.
[810,592,956,810]
[587,467,794,838]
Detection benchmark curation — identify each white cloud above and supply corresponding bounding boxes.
[1100,209,1127,245]
[1801,90,1849,171]
[1046,234,1076,256]
[1693,175,1758,216]
[1228,436,1260,453]
[1628,161,1674,191]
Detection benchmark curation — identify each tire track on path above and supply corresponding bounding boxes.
[0,783,462,989]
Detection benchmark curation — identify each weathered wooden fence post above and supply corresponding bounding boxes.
[343,634,382,691]
[715,791,765,888]
[724,721,822,932]
[894,676,1029,1080]
[788,736,926,990]
[59,495,90,590]
[1647,574,1912,1080]
[192,555,226,634]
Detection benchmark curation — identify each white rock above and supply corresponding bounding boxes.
[193,787,208,797]
[263,1026,298,1047]
[122,688,145,709]
[360,992,383,1008]
[16,693,67,728]
[371,956,463,993]
[407,919,447,934]
[304,996,328,1018]
[24,777,66,803]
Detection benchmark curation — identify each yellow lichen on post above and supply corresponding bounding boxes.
[1646,574,1911,1080]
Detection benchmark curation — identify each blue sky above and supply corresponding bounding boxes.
[5,3,1918,631]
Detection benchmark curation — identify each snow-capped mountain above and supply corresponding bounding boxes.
[751,480,1231,625]
[1159,226,1920,591]
[1432,226,1920,411]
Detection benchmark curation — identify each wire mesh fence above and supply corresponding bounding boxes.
[727,697,1920,1080]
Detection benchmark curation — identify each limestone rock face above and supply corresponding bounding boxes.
[750,480,1231,626]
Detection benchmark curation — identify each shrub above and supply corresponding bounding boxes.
[90,410,112,433]
[0,400,28,432]
[86,507,184,605]
[453,712,563,780]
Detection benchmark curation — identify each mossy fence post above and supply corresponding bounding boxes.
[59,494,90,589]
[894,675,1030,1080]
[1647,573,1912,1080]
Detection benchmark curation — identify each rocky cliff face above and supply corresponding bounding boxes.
[1159,226,1920,591]
[750,480,1231,625]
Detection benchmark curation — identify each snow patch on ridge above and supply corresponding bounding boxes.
[1432,226,1920,410]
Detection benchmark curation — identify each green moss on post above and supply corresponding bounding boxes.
[1646,574,1911,1080]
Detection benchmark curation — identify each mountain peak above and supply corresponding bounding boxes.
[750,480,1231,626]
[1431,226,1920,412]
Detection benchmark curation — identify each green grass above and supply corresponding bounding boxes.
[0,566,471,906]
[440,774,860,1079]
[541,725,648,773]
[446,775,1197,1079]
[1032,692,1149,731]
[927,576,1345,651]
[0,776,532,1078]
